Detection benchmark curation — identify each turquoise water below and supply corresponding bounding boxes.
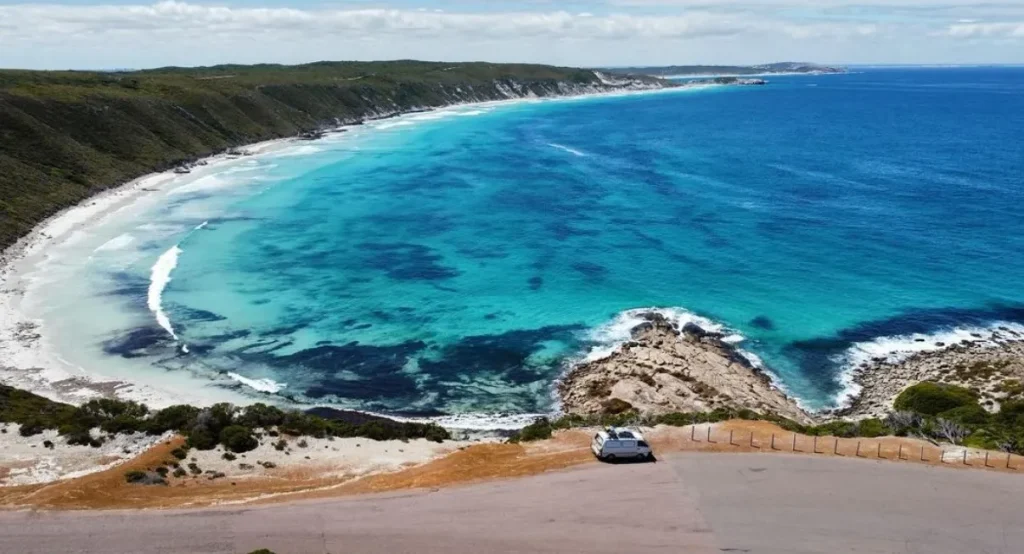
[53,68,1024,420]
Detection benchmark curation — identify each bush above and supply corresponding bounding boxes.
[273,439,288,451]
[856,418,888,438]
[187,428,218,450]
[172,467,187,478]
[938,404,991,426]
[146,405,200,435]
[508,418,553,443]
[236,403,286,429]
[18,419,45,437]
[894,382,978,416]
[187,462,202,475]
[170,447,189,460]
[220,425,258,453]
[124,470,147,483]
[222,452,237,461]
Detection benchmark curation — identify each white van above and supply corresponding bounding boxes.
[591,427,653,461]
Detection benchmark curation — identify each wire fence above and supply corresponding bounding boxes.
[654,424,1022,472]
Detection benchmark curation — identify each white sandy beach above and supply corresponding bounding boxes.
[0,81,704,419]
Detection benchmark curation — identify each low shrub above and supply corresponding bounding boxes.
[172,467,187,478]
[938,404,991,426]
[508,418,553,443]
[856,418,888,438]
[894,382,978,416]
[220,425,258,453]
[222,452,237,461]
[124,470,147,483]
[170,447,189,460]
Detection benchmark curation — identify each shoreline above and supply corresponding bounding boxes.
[0,79,713,423]
[831,324,1024,419]
[4,74,1023,434]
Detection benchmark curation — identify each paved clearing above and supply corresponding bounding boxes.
[2,453,1022,553]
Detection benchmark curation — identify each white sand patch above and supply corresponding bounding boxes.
[183,434,477,482]
[0,423,174,486]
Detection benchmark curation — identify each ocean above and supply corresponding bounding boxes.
[24,67,1024,425]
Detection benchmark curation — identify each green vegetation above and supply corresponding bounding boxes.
[508,393,1024,454]
[0,61,655,251]
[894,382,978,416]
[0,385,450,450]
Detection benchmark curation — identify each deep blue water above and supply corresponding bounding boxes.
[52,68,1024,420]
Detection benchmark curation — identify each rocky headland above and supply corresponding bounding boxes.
[835,328,1024,420]
[558,312,813,425]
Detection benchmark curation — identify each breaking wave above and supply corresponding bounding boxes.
[580,307,747,364]
[227,372,288,394]
[547,143,588,157]
[831,321,1024,407]
[147,244,182,342]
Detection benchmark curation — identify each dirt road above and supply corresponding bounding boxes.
[2,452,1022,554]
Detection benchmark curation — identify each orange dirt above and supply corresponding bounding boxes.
[2,421,1020,511]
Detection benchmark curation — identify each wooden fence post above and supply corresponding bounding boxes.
[898,444,904,460]
[1008,453,1014,470]
[792,433,799,452]
[707,426,716,443]
[921,446,927,462]
[691,424,698,442]
[771,434,777,451]
[729,429,735,446]
[834,438,842,456]
[963,449,969,466]
[985,452,991,468]
[813,436,819,454]
[940,450,947,464]
[877,442,883,459]
[856,441,864,458]
[750,432,757,449]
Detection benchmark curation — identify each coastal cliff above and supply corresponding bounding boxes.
[0,61,669,251]
[559,312,813,425]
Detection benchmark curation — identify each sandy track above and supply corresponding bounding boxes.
[3,421,1021,511]
[2,451,1023,554]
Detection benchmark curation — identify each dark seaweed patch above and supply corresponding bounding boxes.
[168,305,226,323]
[750,316,775,330]
[528,276,544,291]
[571,261,608,280]
[357,242,460,281]
[102,327,175,358]
[548,222,601,241]
[418,325,585,388]
[274,341,428,401]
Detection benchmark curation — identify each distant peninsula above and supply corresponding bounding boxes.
[602,62,846,78]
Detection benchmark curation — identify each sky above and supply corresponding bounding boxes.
[1,1,1023,70]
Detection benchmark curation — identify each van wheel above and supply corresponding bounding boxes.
[604,454,616,462]
[635,453,647,461]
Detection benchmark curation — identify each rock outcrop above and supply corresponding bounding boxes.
[558,313,813,424]
[835,331,1024,419]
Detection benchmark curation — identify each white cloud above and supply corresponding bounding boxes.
[0,1,1021,69]
[946,21,1024,38]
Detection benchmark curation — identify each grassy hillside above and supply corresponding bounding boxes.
[0,60,659,250]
